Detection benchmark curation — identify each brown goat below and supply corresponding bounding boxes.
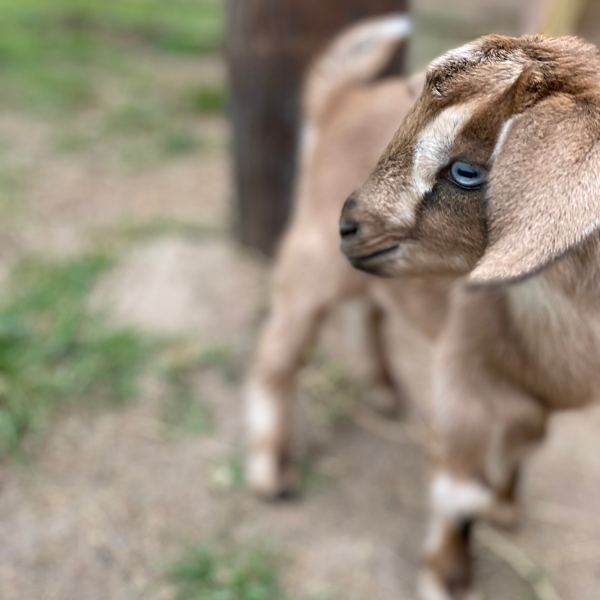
[245,15,451,499]
[341,34,600,600]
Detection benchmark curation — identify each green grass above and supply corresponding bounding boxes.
[0,0,224,114]
[160,364,212,436]
[0,0,226,170]
[210,454,245,490]
[166,542,290,600]
[299,356,362,428]
[185,84,228,114]
[0,251,233,456]
[108,219,221,244]
[0,254,149,455]
[159,342,237,435]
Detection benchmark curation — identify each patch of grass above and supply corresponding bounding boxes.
[158,342,238,435]
[185,84,227,114]
[161,367,211,436]
[210,454,245,491]
[99,104,205,165]
[0,0,224,114]
[104,218,220,246]
[161,130,203,157]
[299,357,362,428]
[0,254,149,455]
[0,163,27,221]
[166,542,289,600]
[0,252,235,456]
[105,104,165,134]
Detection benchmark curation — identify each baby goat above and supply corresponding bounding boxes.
[246,15,451,499]
[341,34,600,600]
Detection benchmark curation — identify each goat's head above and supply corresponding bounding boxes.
[340,35,600,283]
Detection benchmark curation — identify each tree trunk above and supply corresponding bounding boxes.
[227,0,410,256]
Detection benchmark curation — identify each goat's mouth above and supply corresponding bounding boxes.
[344,242,404,275]
[347,244,399,263]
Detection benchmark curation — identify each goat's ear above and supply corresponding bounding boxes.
[470,93,600,283]
[406,70,426,100]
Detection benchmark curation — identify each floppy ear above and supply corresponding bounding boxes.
[471,93,600,283]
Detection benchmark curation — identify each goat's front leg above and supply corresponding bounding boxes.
[246,293,326,499]
[421,360,547,599]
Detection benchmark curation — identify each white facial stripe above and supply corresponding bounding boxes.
[490,115,516,164]
[412,104,473,197]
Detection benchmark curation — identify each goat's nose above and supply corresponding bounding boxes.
[339,219,359,238]
[340,194,361,239]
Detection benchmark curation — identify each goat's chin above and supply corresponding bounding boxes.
[349,251,474,279]
[350,259,398,277]
[347,249,408,278]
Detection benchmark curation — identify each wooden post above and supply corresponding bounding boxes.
[227,0,409,256]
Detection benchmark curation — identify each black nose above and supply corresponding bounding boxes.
[339,219,359,238]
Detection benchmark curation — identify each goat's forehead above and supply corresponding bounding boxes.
[425,39,527,99]
[427,41,485,72]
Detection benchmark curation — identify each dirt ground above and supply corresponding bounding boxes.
[1,53,600,600]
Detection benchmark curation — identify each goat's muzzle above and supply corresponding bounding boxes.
[339,194,401,275]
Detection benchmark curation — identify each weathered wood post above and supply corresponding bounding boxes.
[227,0,409,256]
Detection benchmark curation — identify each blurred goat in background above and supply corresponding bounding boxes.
[245,15,453,499]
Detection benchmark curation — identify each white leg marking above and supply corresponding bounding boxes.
[419,570,454,600]
[247,450,278,495]
[245,380,281,494]
[246,380,279,442]
[431,472,493,522]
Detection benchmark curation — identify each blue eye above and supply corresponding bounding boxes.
[449,161,485,189]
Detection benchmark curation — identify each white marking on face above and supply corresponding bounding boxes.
[412,105,474,197]
[490,115,516,164]
[431,472,493,522]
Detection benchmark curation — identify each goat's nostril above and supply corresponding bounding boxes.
[339,220,359,238]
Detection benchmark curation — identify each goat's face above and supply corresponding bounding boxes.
[340,35,600,283]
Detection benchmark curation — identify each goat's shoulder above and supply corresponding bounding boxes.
[501,238,600,407]
[441,238,600,409]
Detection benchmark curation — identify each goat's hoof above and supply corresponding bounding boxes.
[367,384,405,418]
[246,452,299,500]
[419,570,481,600]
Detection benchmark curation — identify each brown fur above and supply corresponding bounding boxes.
[245,15,451,499]
[341,34,600,600]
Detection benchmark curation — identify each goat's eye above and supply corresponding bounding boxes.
[448,161,485,189]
